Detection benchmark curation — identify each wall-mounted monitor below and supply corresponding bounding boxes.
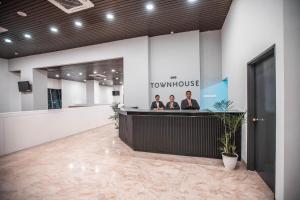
[18,81,32,92]
[112,90,120,96]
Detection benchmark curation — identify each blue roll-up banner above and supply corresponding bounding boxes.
[200,78,228,110]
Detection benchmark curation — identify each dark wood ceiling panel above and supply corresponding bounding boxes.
[0,0,232,59]
[44,58,123,85]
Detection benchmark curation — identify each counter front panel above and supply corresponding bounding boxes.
[119,109,241,159]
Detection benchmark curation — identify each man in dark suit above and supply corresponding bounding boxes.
[150,95,165,110]
[166,95,180,110]
[181,91,200,110]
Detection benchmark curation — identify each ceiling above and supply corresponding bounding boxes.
[0,0,232,59]
[43,57,123,85]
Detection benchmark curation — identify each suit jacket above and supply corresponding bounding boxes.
[165,102,180,110]
[150,101,165,110]
[181,99,200,110]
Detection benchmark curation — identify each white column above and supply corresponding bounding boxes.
[20,68,48,111]
[33,69,48,110]
[86,80,96,106]
[20,68,34,111]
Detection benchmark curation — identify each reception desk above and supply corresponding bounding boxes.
[119,109,241,159]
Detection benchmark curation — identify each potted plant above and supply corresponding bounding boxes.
[109,103,120,129]
[211,100,246,170]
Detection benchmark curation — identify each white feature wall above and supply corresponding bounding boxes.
[221,0,284,199]
[0,58,21,113]
[149,31,200,105]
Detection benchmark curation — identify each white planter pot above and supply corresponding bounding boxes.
[222,152,238,170]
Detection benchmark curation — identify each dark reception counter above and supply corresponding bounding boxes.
[119,109,242,159]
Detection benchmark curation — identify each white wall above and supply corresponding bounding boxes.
[283,0,300,199]
[48,78,61,89]
[149,31,200,105]
[0,105,112,156]
[61,79,86,107]
[113,85,124,104]
[95,85,113,105]
[8,36,149,109]
[200,30,222,88]
[221,0,285,199]
[0,58,21,113]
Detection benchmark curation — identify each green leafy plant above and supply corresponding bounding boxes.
[109,103,120,129]
[211,100,246,157]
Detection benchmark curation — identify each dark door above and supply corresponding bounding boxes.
[247,46,276,193]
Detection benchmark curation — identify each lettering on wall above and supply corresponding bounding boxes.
[150,76,200,88]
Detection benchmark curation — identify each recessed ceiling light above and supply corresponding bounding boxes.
[24,33,32,39]
[115,77,119,80]
[111,69,116,72]
[93,71,97,74]
[50,26,58,33]
[170,31,174,34]
[14,52,19,56]
[17,11,27,17]
[74,21,83,27]
[106,13,114,20]
[67,73,70,76]
[187,0,197,3]
[4,38,12,43]
[120,82,123,84]
[84,79,86,82]
[79,72,83,75]
[55,74,59,78]
[146,2,154,11]
[104,78,107,81]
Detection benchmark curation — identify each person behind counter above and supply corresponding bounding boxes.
[181,91,200,110]
[150,95,165,110]
[166,95,180,110]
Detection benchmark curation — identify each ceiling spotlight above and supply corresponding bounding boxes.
[84,79,86,82]
[111,69,116,72]
[187,0,197,3]
[120,82,123,84]
[93,71,97,74]
[55,74,59,78]
[146,2,154,11]
[115,77,119,80]
[17,11,27,17]
[79,72,83,75]
[106,13,114,20]
[67,73,70,76]
[4,38,12,43]
[24,33,32,39]
[50,26,58,33]
[170,31,174,34]
[74,21,83,28]
[104,78,107,81]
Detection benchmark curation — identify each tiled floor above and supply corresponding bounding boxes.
[0,124,273,200]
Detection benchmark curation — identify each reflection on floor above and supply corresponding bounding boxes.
[0,124,273,200]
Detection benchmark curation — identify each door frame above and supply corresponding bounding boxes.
[247,44,276,170]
